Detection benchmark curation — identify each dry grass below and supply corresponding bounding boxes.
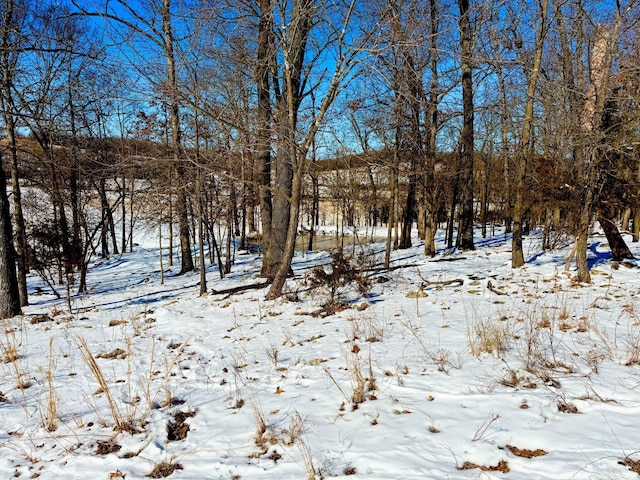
[251,396,276,453]
[286,413,320,480]
[2,325,31,390]
[472,412,501,442]
[458,459,510,473]
[161,337,191,408]
[505,445,548,458]
[147,461,183,478]
[466,315,512,357]
[77,336,129,433]
[347,344,366,406]
[619,456,640,475]
[40,338,58,432]
[282,411,307,447]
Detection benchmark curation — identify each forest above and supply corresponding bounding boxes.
[4,1,640,479]
[1,0,640,318]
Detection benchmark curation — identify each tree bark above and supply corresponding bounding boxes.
[512,0,549,268]
[161,0,193,275]
[1,0,26,308]
[0,151,21,319]
[457,0,475,250]
[423,0,439,256]
[256,0,274,277]
[598,214,634,261]
[399,47,423,250]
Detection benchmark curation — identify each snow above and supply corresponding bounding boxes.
[3,225,640,479]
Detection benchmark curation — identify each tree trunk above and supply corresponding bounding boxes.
[0,151,21,319]
[308,169,319,251]
[6,111,27,306]
[265,0,313,291]
[448,169,459,250]
[266,0,357,298]
[99,178,110,258]
[399,47,423,250]
[573,23,620,281]
[422,0,439,257]
[512,0,549,268]
[161,0,193,275]
[384,140,399,268]
[575,185,592,283]
[480,156,488,239]
[159,211,165,285]
[1,0,26,307]
[621,207,631,232]
[121,173,127,253]
[457,0,475,250]
[256,0,274,277]
[194,102,207,295]
[598,210,634,261]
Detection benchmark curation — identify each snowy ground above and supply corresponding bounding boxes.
[2,225,640,479]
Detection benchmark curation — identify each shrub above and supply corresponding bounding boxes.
[308,248,372,316]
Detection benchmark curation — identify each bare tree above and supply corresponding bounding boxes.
[72,0,194,274]
[265,0,370,299]
[511,0,551,268]
[570,10,624,281]
[0,0,28,305]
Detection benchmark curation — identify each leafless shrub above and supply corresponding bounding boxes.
[308,248,372,316]
[472,411,501,442]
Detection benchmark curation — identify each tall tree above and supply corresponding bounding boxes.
[422,0,440,256]
[511,0,550,268]
[0,0,27,305]
[265,0,368,299]
[72,0,194,274]
[256,0,274,277]
[457,0,475,250]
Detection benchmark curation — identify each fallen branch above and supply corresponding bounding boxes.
[416,269,464,288]
[487,280,507,295]
[211,280,270,297]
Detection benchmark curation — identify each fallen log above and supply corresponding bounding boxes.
[211,280,270,297]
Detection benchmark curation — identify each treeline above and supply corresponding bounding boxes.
[1,0,639,318]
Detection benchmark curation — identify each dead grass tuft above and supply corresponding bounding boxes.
[620,456,640,475]
[96,348,128,360]
[29,315,53,325]
[466,316,511,357]
[458,460,510,473]
[505,445,548,458]
[147,462,183,478]
[96,439,122,455]
[557,401,580,414]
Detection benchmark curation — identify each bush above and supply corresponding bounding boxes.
[308,248,372,316]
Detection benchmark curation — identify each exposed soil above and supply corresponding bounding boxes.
[96,439,122,455]
[96,349,128,360]
[458,460,510,473]
[29,315,53,324]
[147,462,183,478]
[505,445,548,458]
[167,410,196,441]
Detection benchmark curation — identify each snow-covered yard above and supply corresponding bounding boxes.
[2,226,640,479]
